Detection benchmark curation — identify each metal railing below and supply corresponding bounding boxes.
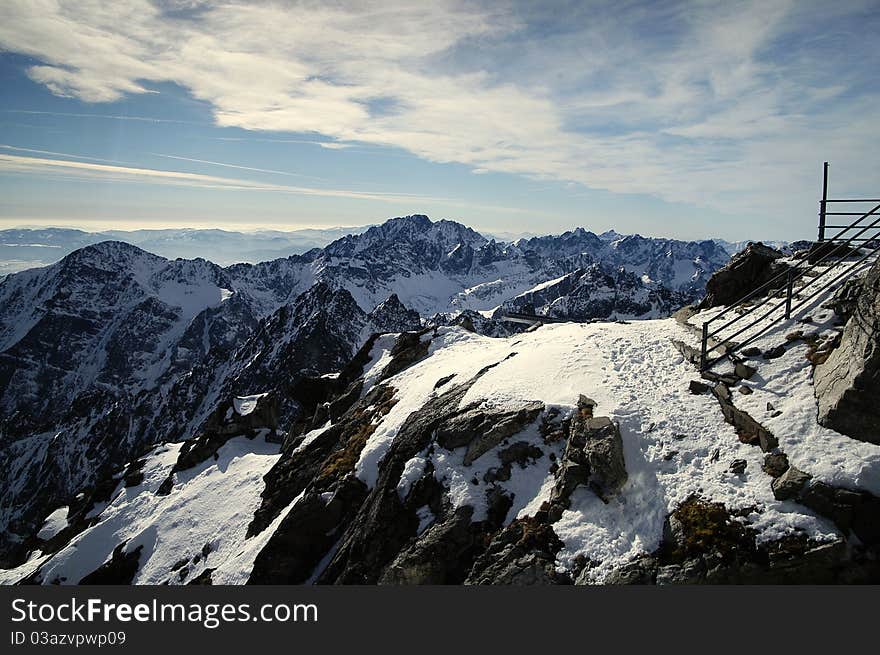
[699,162,880,371]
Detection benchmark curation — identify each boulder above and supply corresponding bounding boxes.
[698,243,789,309]
[734,362,757,380]
[762,452,790,478]
[729,459,747,475]
[814,259,880,443]
[771,466,812,501]
[552,416,627,505]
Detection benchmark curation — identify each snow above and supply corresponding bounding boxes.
[415,505,436,534]
[349,298,870,580]
[4,243,876,585]
[396,454,427,500]
[361,333,399,393]
[233,393,268,416]
[213,490,306,585]
[36,506,68,540]
[24,435,280,585]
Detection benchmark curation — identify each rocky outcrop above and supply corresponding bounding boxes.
[698,242,789,309]
[710,382,778,452]
[366,294,422,333]
[603,496,879,585]
[465,513,569,585]
[78,542,143,585]
[814,259,880,443]
[316,372,543,584]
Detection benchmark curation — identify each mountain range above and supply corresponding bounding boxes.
[0,225,371,275]
[0,214,733,566]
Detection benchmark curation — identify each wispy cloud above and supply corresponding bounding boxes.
[1,109,203,125]
[1,0,878,222]
[149,153,326,181]
[0,148,537,215]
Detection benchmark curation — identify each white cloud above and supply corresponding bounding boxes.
[1,0,879,224]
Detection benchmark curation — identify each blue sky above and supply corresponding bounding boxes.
[0,0,878,241]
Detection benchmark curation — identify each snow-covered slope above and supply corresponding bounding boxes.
[7,267,878,584]
[0,214,735,568]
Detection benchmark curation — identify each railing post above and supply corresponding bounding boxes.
[700,322,708,370]
[784,269,794,319]
[818,161,829,242]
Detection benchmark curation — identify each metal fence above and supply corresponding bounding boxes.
[700,162,880,371]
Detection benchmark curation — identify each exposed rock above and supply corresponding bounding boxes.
[824,275,865,323]
[187,569,214,585]
[701,370,740,386]
[815,259,880,443]
[729,459,747,475]
[656,560,706,585]
[603,555,658,585]
[798,481,880,544]
[689,380,711,394]
[763,345,786,360]
[172,392,280,473]
[251,475,369,584]
[466,513,569,585]
[710,384,778,451]
[248,383,397,537]
[79,542,143,585]
[435,400,544,466]
[316,360,527,584]
[671,339,703,368]
[806,240,864,265]
[734,362,756,380]
[366,294,422,334]
[771,466,812,501]
[551,415,627,508]
[661,498,757,563]
[762,452,790,478]
[698,243,789,309]
[379,507,483,585]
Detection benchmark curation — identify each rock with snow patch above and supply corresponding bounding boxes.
[697,242,788,309]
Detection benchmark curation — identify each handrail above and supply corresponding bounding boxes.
[705,201,880,333]
[699,197,880,370]
[700,241,880,368]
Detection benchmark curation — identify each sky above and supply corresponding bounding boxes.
[0,0,879,241]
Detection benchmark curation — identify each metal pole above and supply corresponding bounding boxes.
[818,161,829,242]
[700,322,708,370]
[784,269,794,319]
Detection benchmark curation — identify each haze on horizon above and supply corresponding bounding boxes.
[1,0,878,242]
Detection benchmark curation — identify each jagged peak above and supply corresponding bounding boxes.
[53,240,166,276]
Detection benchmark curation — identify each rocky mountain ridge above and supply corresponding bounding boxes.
[0,215,732,565]
[4,258,879,584]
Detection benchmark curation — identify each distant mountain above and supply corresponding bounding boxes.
[0,225,372,275]
[0,214,734,565]
[714,238,791,256]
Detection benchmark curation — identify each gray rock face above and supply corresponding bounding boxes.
[815,260,880,443]
[436,400,544,466]
[771,466,812,501]
[697,242,788,309]
[465,514,568,585]
[551,412,627,507]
